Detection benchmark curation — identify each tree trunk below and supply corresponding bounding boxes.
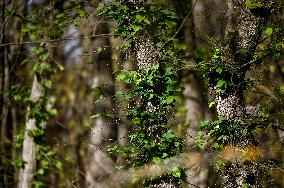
[18,75,43,188]
[1,0,9,143]
[174,0,208,186]
[84,21,118,188]
[183,73,208,188]
[212,1,274,187]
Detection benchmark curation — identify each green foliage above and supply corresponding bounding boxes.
[97,0,177,50]
[214,80,228,94]
[9,2,69,186]
[12,158,27,169]
[242,183,252,188]
[245,0,263,9]
[196,117,235,149]
[112,60,185,186]
[98,1,185,186]
[194,131,206,149]
[8,85,30,102]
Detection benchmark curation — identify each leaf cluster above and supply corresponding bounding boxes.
[97,0,177,49]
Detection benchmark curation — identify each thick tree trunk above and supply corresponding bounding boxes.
[213,1,274,187]
[18,75,43,188]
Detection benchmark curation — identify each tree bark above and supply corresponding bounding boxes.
[1,0,9,142]
[18,75,43,188]
[134,19,178,188]
[212,1,274,187]
[84,21,118,188]
[183,73,208,188]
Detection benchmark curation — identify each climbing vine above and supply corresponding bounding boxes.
[97,0,186,187]
[194,1,284,187]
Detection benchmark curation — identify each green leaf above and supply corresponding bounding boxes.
[55,161,62,170]
[153,157,161,164]
[216,67,223,74]
[46,151,56,157]
[164,131,175,140]
[42,79,52,88]
[105,112,114,118]
[34,181,43,188]
[200,120,211,128]
[12,158,26,168]
[41,160,49,169]
[214,80,228,93]
[208,100,217,108]
[132,25,142,33]
[47,109,58,116]
[194,131,206,149]
[213,143,223,149]
[90,113,101,119]
[171,167,181,178]
[163,158,170,164]
[95,47,103,53]
[116,72,130,83]
[135,15,145,22]
[91,86,101,96]
[245,0,262,9]
[264,27,273,36]
[132,117,141,125]
[131,171,140,183]
[37,168,45,175]
[242,183,252,188]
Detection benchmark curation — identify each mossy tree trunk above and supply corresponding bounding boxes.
[211,1,275,187]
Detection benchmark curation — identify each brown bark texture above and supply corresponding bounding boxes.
[18,75,43,188]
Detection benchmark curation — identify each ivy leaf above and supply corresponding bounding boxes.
[95,47,103,54]
[132,25,142,33]
[216,67,223,74]
[264,27,273,37]
[242,183,252,188]
[153,157,161,164]
[171,167,181,178]
[34,181,43,188]
[194,131,206,149]
[135,15,145,22]
[214,80,228,93]
[90,113,101,119]
[37,168,45,175]
[208,100,217,108]
[200,120,211,128]
[163,158,170,164]
[245,0,262,9]
[47,109,58,116]
[132,117,140,125]
[55,161,62,170]
[164,131,175,140]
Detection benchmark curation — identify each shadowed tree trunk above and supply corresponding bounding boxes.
[174,1,209,186]
[183,72,208,188]
[18,75,43,188]
[1,0,10,143]
[209,1,275,187]
[84,21,118,188]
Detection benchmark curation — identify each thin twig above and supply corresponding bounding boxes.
[0,34,114,47]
